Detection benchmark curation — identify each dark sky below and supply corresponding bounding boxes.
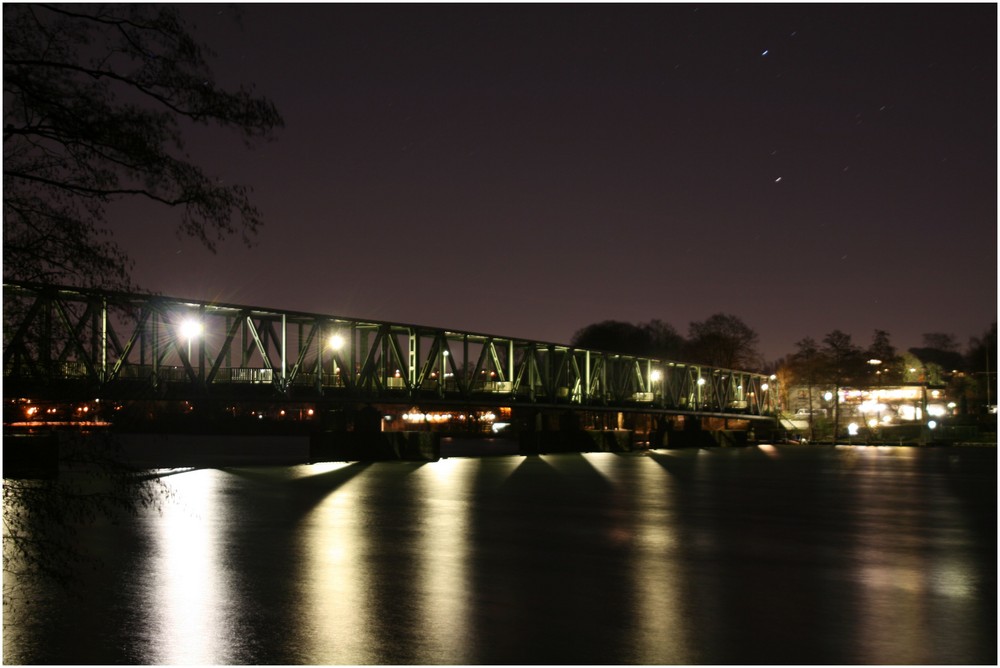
[108,3,997,363]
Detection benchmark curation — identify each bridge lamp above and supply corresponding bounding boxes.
[327,334,345,379]
[650,369,662,393]
[761,382,769,391]
[179,318,203,360]
[179,318,203,340]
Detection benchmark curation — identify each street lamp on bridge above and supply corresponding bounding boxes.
[179,318,203,361]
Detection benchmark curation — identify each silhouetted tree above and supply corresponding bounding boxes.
[786,337,824,440]
[965,322,997,412]
[922,332,960,352]
[908,345,966,378]
[2,4,280,612]
[822,330,865,436]
[3,435,170,608]
[685,313,760,369]
[866,329,901,384]
[571,319,685,359]
[3,4,284,289]
[572,320,649,355]
[640,319,686,360]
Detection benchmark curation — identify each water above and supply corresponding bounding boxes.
[3,445,996,664]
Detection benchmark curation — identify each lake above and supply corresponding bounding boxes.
[3,444,996,664]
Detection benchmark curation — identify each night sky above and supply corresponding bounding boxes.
[106,3,997,364]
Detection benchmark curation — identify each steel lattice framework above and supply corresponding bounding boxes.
[3,282,776,418]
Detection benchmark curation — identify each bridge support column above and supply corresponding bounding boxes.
[516,409,633,455]
[310,404,439,462]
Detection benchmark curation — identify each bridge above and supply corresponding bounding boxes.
[4,282,777,455]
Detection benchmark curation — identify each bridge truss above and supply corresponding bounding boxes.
[3,282,776,419]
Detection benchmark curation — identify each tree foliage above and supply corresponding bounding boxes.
[3,3,284,288]
[570,319,684,359]
[685,313,760,369]
[3,435,170,608]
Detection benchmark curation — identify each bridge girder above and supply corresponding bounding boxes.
[3,282,776,419]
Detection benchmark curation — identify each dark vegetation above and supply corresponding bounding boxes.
[3,4,281,607]
[3,3,282,289]
[574,315,997,420]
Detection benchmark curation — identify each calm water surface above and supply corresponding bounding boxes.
[3,445,996,664]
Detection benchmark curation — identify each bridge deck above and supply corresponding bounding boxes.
[3,282,776,421]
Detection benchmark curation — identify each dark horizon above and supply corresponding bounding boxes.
[102,4,997,362]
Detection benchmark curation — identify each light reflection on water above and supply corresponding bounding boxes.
[145,469,230,664]
[297,464,374,663]
[2,445,995,664]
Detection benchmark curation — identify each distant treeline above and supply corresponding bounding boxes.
[574,316,997,414]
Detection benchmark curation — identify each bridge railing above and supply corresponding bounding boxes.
[3,282,776,416]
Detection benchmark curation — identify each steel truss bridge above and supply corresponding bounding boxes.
[3,282,776,421]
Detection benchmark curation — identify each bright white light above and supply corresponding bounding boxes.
[761,383,769,391]
[847,422,859,436]
[926,404,946,417]
[696,378,706,386]
[180,319,203,340]
[650,370,662,382]
[328,334,345,350]
[823,392,834,402]
[927,420,938,430]
[867,418,878,428]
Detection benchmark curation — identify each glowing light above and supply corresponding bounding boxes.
[650,370,662,382]
[179,319,203,340]
[926,404,946,417]
[927,420,938,430]
[696,377,706,386]
[328,334,345,350]
[823,392,834,401]
[847,423,859,436]
[761,383,769,391]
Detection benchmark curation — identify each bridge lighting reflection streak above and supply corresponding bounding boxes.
[757,443,779,458]
[148,469,231,665]
[629,456,692,663]
[299,473,375,663]
[413,458,474,661]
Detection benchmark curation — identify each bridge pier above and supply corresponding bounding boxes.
[310,403,441,462]
[514,408,634,455]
